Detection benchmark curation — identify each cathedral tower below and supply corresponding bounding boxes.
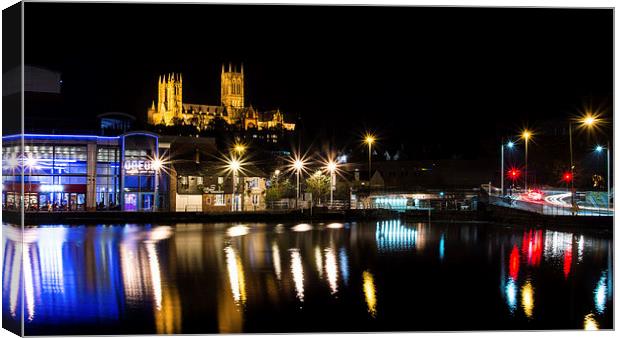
[221,63,244,110]
[149,73,183,125]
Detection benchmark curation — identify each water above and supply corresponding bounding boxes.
[2,220,613,334]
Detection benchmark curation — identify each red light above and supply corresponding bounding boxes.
[507,168,521,181]
[563,172,573,182]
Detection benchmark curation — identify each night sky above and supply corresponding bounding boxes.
[24,3,613,159]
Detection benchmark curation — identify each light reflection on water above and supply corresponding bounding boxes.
[1,220,613,334]
[362,270,377,318]
[290,248,305,303]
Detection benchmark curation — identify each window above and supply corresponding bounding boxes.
[248,178,259,189]
[252,194,259,205]
[214,194,225,206]
[197,176,203,185]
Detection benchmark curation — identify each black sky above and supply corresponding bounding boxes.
[24,3,613,159]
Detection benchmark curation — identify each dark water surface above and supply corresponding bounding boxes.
[2,220,613,334]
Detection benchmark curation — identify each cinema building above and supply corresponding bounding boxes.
[2,132,169,212]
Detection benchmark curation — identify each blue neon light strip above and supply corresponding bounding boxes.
[2,134,120,141]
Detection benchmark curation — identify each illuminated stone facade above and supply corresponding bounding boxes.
[147,63,295,131]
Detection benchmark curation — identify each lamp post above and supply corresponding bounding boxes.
[232,143,247,210]
[501,140,514,196]
[596,144,611,212]
[152,157,163,211]
[293,159,304,209]
[326,160,337,208]
[520,130,532,192]
[364,133,375,185]
[229,158,241,212]
[569,114,600,208]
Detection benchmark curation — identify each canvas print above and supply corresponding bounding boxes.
[1,2,613,336]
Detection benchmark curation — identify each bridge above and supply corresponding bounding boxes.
[485,185,613,217]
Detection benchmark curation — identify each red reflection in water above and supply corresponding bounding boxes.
[522,230,543,267]
[509,245,520,280]
[564,242,573,279]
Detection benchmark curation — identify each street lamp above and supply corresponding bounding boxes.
[501,140,514,196]
[230,158,241,212]
[363,132,376,185]
[223,154,246,212]
[520,129,532,191]
[291,158,306,209]
[325,160,338,208]
[569,113,601,207]
[232,142,247,156]
[595,143,611,211]
[152,157,163,211]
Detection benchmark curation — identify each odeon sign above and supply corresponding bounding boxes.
[124,159,156,174]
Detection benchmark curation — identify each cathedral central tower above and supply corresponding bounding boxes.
[221,63,244,110]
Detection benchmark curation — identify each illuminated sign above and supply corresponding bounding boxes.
[40,185,64,192]
[124,159,155,174]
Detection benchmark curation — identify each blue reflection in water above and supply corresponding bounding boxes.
[594,271,608,314]
[375,220,417,252]
[505,277,518,314]
[2,226,133,327]
[339,247,349,286]
[33,226,125,324]
[439,234,445,261]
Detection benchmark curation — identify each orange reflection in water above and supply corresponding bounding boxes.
[362,270,377,318]
[584,313,599,330]
[521,280,534,319]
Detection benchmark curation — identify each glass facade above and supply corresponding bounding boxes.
[2,133,163,212]
[3,144,89,211]
[96,147,121,209]
[121,133,159,211]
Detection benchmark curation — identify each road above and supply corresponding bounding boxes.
[515,190,612,216]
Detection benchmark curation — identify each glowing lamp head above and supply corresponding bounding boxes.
[24,156,37,168]
[595,145,604,153]
[326,161,337,173]
[293,159,303,171]
[152,158,163,171]
[233,143,246,154]
[582,114,597,127]
[364,133,376,145]
[229,159,241,172]
[507,141,514,148]
[274,169,281,175]
[521,130,531,141]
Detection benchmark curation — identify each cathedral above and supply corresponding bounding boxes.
[147,63,296,132]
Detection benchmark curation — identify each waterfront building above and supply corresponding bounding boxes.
[2,132,167,212]
[171,161,267,212]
